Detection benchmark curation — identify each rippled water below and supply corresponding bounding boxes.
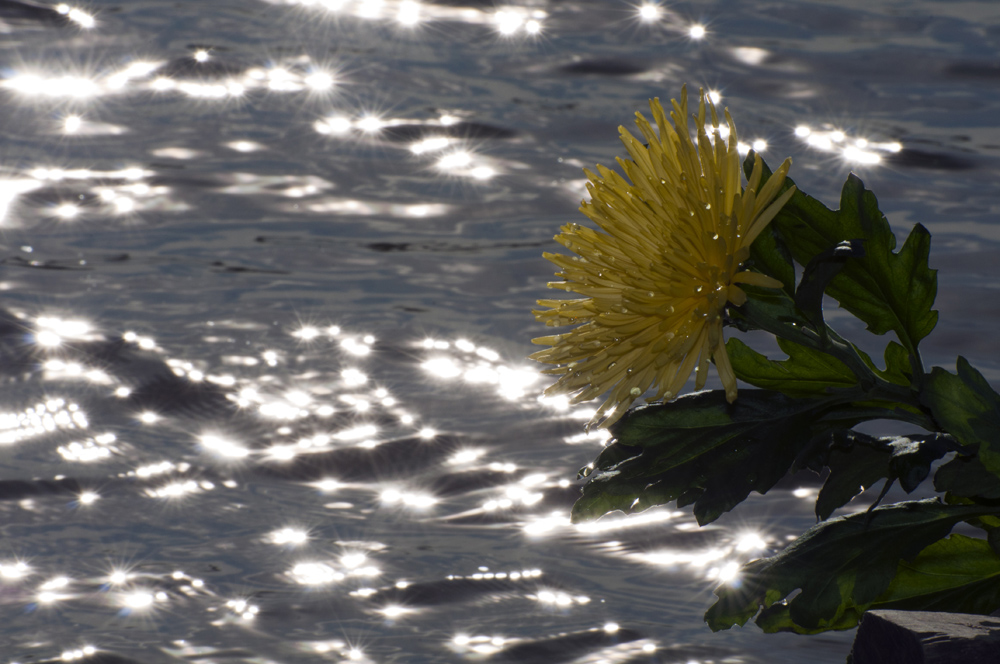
[1,1,998,662]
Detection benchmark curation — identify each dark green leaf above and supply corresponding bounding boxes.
[794,240,865,334]
[609,389,812,450]
[706,499,999,632]
[730,284,824,350]
[756,534,1000,633]
[815,433,891,521]
[941,493,1000,537]
[887,434,955,493]
[727,337,858,398]
[989,529,1000,557]
[573,390,839,525]
[581,441,642,476]
[921,357,1000,475]
[745,159,939,354]
[812,432,953,520]
[934,454,1000,501]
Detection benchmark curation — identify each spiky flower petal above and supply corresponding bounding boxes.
[531,86,795,428]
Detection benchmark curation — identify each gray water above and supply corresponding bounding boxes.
[0,0,998,662]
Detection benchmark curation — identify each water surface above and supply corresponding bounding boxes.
[1,1,998,662]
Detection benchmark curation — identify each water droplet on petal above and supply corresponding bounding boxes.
[629,387,642,397]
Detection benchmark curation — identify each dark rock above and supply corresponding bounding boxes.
[851,610,1000,664]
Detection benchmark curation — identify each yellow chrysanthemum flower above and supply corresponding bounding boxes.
[531,86,796,428]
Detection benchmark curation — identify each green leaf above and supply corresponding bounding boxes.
[747,222,796,297]
[746,159,938,354]
[921,357,1000,475]
[572,390,841,525]
[832,179,938,349]
[756,534,1000,633]
[727,337,858,398]
[879,340,913,387]
[705,499,999,632]
[874,532,1000,612]
[570,468,654,522]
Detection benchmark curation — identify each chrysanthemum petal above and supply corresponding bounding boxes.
[731,272,784,289]
[532,86,794,428]
[746,184,796,246]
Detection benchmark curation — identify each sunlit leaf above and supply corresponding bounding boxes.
[755,534,1000,633]
[706,499,1000,632]
[876,533,1000,613]
[726,337,858,398]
